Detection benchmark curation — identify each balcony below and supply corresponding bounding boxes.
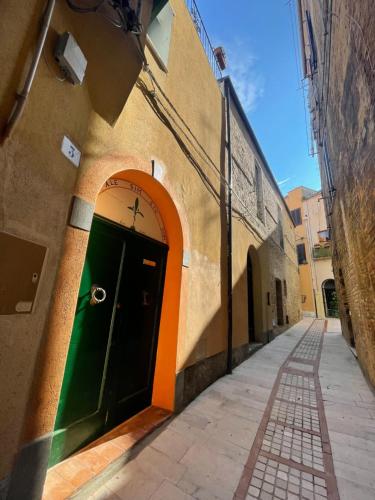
[185,0,223,79]
[312,244,332,259]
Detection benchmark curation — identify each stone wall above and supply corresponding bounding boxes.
[221,79,301,347]
[299,0,375,384]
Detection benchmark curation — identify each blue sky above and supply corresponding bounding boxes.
[196,0,321,195]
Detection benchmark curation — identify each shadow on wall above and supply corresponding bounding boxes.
[175,225,300,411]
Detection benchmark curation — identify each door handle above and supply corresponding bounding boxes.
[90,285,107,306]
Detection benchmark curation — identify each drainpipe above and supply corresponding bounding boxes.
[297,0,307,77]
[225,80,233,375]
[1,0,56,144]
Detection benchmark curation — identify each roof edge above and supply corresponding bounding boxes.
[219,76,295,226]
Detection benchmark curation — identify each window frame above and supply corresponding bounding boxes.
[146,1,175,71]
[306,10,318,74]
[297,243,307,265]
[290,208,302,226]
[255,162,264,222]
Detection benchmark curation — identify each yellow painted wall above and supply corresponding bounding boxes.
[0,0,224,478]
[285,187,335,318]
[303,192,334,318]
[0,0,300,480]
[285,187,315,314]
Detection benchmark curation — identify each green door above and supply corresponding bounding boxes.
[106,233,168,428]
[49,216,167,466]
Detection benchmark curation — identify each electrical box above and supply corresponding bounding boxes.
[0,232,47,314]
[55,32,87,85]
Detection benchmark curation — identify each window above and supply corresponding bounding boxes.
[323,140,335,206]
[297,243,307,264]
[278,206,284,250]
[318,229,330,242]
[283,279,287,296]
[255,163,264,221]
[306,10,318,74]
[147,1,174,68]
[290,208,302,226]
[275,278,284,326]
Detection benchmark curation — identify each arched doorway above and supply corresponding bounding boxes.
[322,279,339,318]
[275,278,284,326]
[48,169,184,466]
[247,246,263,342]
[247,253,255,342]
[338,268,355,346]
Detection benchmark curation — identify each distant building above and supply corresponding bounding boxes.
[285,187,336,319]
[297,0,375,385]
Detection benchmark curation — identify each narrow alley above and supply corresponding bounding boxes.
[77,319,375,500]
[1,2,375,499]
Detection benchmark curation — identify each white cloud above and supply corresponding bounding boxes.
[277,177,291,186]
[222,39,264,112]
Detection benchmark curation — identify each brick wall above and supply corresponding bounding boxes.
[299,0,375,384]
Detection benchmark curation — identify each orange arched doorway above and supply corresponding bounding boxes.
[113,170,183,410]
[49,169,184,464]
[23,158,185,467]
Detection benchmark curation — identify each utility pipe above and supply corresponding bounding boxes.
[225,79,233,375]
[1,0,56,144]
[297,0,307,77]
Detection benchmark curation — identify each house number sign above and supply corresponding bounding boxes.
[61,136,81,167]
[95,179,167,243]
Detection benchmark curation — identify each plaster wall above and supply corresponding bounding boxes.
[284,187,315,314]
[0,0,224,480]
[303,192,334,318]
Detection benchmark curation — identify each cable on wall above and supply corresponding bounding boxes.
[1,0,56,143]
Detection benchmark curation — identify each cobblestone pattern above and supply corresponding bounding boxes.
[235,319,340,500]
[249,456,328,500]
[270,400,320,434]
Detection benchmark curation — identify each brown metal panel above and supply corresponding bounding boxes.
[0,231,47,314]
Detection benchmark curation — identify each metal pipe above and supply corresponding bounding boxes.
[1,0,56,144]
[225,80,233,375]
[297,0,307,77]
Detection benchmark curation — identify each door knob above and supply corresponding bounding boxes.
[90,285,107,306]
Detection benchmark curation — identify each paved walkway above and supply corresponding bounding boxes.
[89,319,375,500]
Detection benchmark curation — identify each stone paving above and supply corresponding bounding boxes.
[89,319,375,500]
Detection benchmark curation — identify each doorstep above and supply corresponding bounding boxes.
[42,406,172,500]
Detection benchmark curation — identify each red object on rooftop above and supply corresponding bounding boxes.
[214,46,226,70]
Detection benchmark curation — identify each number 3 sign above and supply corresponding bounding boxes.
[61,136,81,167]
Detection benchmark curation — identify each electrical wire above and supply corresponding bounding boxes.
[131,31,299,265]
[66,0,105,13]
[65,0,142,34]
[137,68,299,266]
[287,0,313,157]
[306,2,374,154]
[42,50,66,82]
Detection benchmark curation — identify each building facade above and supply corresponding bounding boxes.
[297,0,375,384]
[0,1,300,497]
[222,79,301,348]
[285,186,336,319]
